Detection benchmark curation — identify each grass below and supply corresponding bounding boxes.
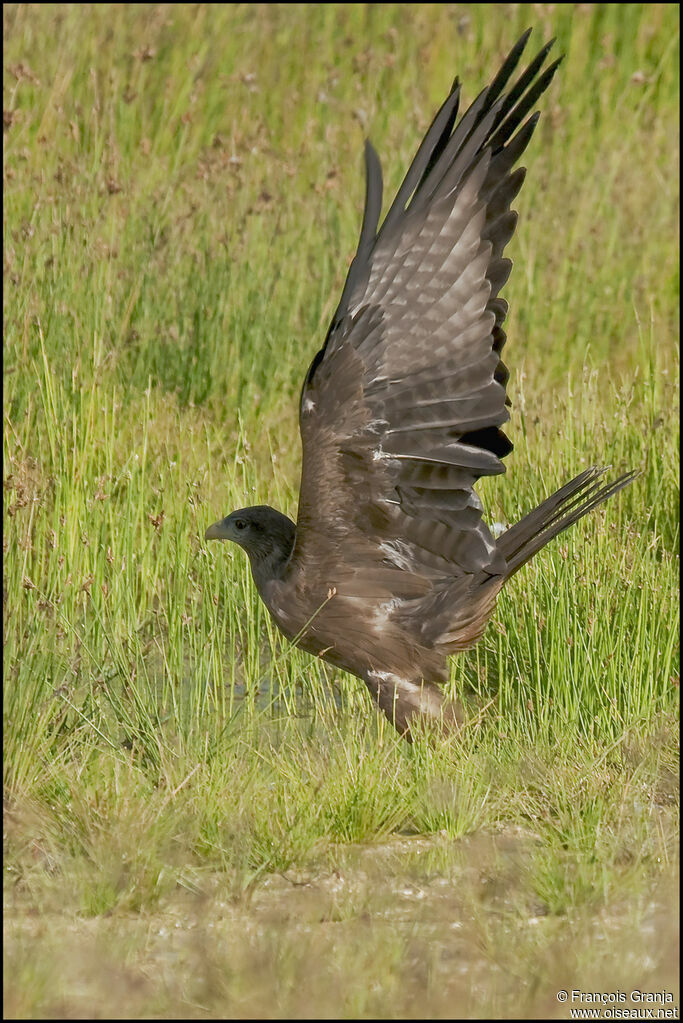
[3,3,679,1018]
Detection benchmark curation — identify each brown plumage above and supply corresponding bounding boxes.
[206,32,636,739]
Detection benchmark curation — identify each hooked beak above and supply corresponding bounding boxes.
[205,519,231,541]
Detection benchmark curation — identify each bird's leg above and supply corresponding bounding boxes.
[363,672,463,741]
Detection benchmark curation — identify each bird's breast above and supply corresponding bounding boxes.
[257,577,433,681]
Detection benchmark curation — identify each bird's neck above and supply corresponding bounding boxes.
[247,527,296,595]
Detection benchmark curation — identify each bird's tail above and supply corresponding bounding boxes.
[496,466,637,578]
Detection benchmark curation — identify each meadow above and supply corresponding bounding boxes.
[3,3,679,1018]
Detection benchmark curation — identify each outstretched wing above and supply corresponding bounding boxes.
[294,32,560,589]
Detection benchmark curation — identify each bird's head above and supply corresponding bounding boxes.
[205,505,296,583]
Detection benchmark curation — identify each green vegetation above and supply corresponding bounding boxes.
[4,3,679,1018]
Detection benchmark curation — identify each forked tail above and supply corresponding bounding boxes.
[497,466,637,578]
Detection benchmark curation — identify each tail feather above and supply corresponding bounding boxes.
[497,466,638,577]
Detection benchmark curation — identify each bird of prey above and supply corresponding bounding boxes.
[206,31,635,739]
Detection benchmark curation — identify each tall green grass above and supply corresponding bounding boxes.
[3,4,679,1018]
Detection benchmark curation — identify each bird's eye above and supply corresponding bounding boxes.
[234,519,247,531]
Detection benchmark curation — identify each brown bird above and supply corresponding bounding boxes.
[206,31,635,739]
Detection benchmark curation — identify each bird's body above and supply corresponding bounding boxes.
[206,32,635,739]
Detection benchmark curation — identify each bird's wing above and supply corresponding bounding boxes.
[294,32,560,588]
